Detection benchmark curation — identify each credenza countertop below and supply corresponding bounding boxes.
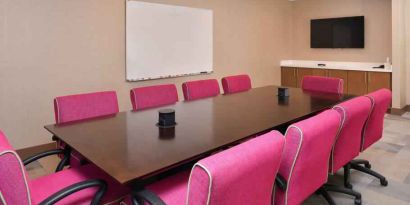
[280,60,392,73]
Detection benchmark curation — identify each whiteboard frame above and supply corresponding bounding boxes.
[125,1,214,82]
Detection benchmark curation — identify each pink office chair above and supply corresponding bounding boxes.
[348,89,392,186]
[53,91,119,168]
[274,110,341,205]
[0,130,128,205]
[130,84,178,111]
[325,97,372,205]
[182,79,220,101]
[131,131,285,205]
[221,74,252,94]
[301,76,344,94]
[54,91,119,124]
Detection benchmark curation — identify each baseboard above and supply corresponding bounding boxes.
[389,105,410,116]
[16,142,56,160]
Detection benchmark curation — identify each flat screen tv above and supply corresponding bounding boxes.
[311,16,364,48]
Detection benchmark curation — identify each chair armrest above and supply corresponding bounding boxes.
[39,179,107,205]
[23,148,70,172]
[23,149,65,165]
[131,189,166,205]
[275,174,288,191]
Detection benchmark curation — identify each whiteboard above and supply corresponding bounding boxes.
[126,1,213,81]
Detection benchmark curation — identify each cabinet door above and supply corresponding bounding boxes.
[312,69,328,77]
[347,71,368,96]
[367,72,392,93]
[281,67,297,87]
[328,70,348,94]
[296,68,313,88]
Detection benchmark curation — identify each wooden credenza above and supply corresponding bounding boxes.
[281,67,392,95]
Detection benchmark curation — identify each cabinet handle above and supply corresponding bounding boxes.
[368,73,371,83]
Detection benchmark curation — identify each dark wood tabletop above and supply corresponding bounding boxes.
[45,85,354,185]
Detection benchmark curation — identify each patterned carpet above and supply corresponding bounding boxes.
[27,115,410,205]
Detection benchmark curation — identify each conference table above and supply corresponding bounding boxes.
[44,85,354,188]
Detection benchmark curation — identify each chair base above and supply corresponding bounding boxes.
[351,159,371,169]
[317,187,336,205]
[343,164,353,189]
[320,184,362,205]
[346,159,388,187]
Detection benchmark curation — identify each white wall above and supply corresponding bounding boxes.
[291,0,392,62]
[0,0,293,149]
[406,1,410,105]
[392,0,407,108]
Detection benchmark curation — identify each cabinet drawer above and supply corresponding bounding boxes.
[281,67,297,87]
[328,70,348,94]
[312,69,328,77]
[347,71,368,96]
[296,68,313,88]
[367,72,391,93]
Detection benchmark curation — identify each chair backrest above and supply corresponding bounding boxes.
[330,97,372,174]
[182,79,220,101]
[54,91,119,124]
[221,74,252,94]
[0,130,31,205]
[275,110,341,205]
[301,76,344,94]
[187,131,285,205]
[361,89,392,151]
[130,84,178,111]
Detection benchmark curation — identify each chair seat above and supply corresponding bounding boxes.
[30,164,129,205]
[145,170,191,205]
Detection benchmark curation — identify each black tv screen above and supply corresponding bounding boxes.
[311,16,364,48]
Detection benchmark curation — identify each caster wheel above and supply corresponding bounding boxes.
[364,163,371,169]
[380,178,388,186]
[355,198,362,205]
